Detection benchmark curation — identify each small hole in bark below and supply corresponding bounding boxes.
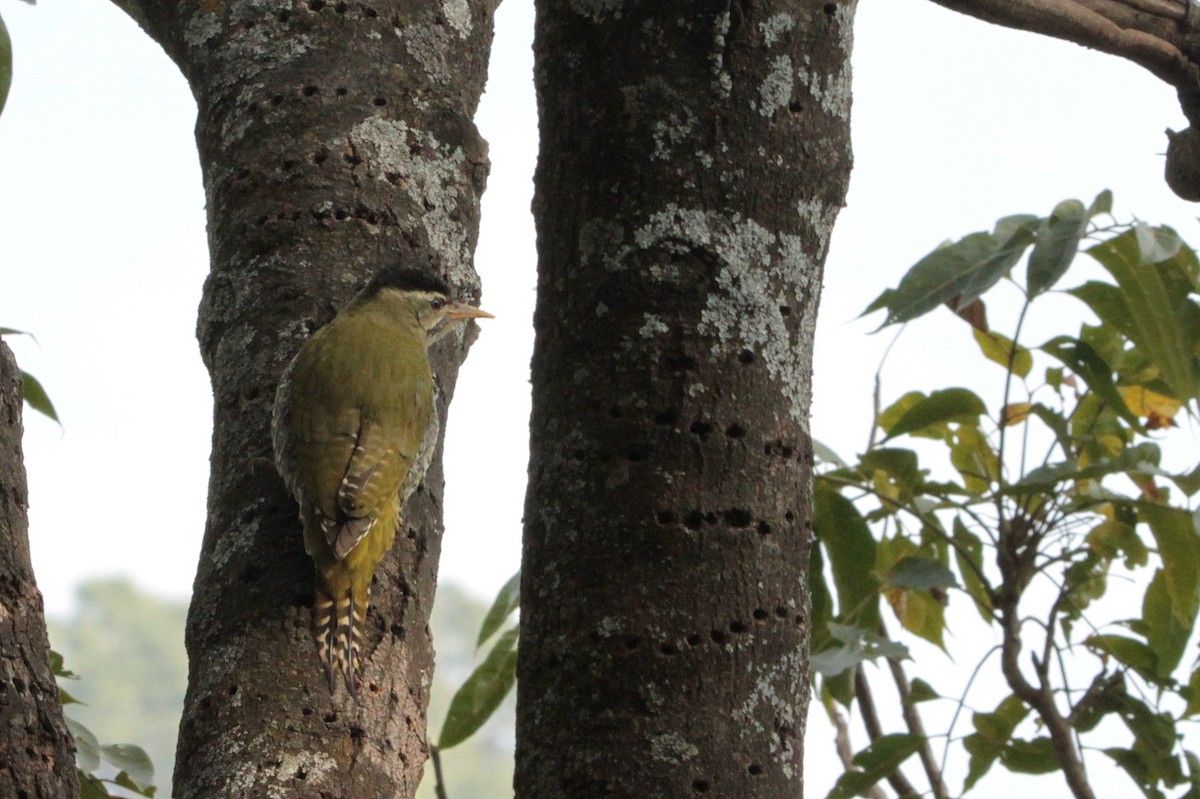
[693,779,710,793]
[278,10,290,22]
[757,521,772,535]
[724,508,752,528]
[710,629,729,645]
[308,0,325,10]
[344,153,362,166]
[662,352,698,371]
[365,6,378,16]
[302,85,318,96]
[690,419,714,436]
[270,94,284,106]
[705,512,718,524]
[608,405,622,418]
[824,3,836,14]
[323,712,337,723]
[302,706,314,716]
[779,304,792,316]
[314,149,329,165]
[589,631,603,645]
[729,621,748,634]
[282,159,296,171]
[336,87,348,96]
[724,423,746,438]
[335,1,348,12]
[623,636,639,651]
[373,96,387,106]
[686,633,702,647]
[789,101,804,114]
[256,215,269,226]
[775,606,789,618]
[384,171,402,184]
[295,767,308,780]
[684,511,703,530]
[785,510,796,522]
[748,763,764,776]
[660,642,680,656]
[654,409,679,425]
[752,608,769,621]
[335,209,349,220]
[625,446,648,462]
[350,725,365,739]
[738,349,754,364]
[656,510,677,525]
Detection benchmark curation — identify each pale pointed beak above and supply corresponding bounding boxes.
[445,302,495,321]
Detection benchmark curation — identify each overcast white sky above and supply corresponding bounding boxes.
[1,0,1196,794]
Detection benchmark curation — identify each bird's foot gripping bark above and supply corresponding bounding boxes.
[314,589,366,692]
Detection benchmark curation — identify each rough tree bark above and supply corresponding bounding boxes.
[105,1,495,797]
[0,342,78,799]
[517,2,853,796]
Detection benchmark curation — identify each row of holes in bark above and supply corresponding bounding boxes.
[230,142,428,183]
[609,405,801,460]
[660,343,789,373]
[590,606,806,659]
[263,85,388,109]
[655,508,800,535]
[248,204,392,228]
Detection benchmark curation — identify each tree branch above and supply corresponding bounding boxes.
[925,0,1199,89]
[886,657,950,799]
[855,669,922,799]
[830,704,888,799]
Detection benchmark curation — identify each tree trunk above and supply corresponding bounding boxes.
[517,2,853,796]
[0,342,79,799]
[106,2,495,797]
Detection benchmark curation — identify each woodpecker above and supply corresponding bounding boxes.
[272,264,492,691]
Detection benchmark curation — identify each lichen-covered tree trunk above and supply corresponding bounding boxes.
[0,342,78,799]
[106,2,495,797]
[517,2,853,796]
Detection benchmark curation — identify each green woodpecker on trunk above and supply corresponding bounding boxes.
[272,264,492,692]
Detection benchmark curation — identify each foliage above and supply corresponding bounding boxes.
[813,191,1200,798]
[0,327,60,422]
[50,650,157,798]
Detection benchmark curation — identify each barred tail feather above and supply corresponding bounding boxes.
[314,589,368,692]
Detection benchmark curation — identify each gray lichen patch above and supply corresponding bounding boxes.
[633,205,818,429]
[796,63,851,121]
[399,23,452,84]
[346,117,471,267]
[759,13,795,47]
[757,55,794,118]
[443,0,473,39]
[184,7,222,49]
[649,732,701,764]
[709,11,733,99]
[733,644,805,774]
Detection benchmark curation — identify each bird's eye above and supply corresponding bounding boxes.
[430,297,446,310]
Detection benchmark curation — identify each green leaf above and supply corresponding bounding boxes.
[68,718,101,773]
[949,424,998,495]
[883,387,986,441]
[1141,505,1200,633]
[972,328,1033,378]
[1086,519,1147,569]
[859,448,924,503]
[953,517,993,621]
[1041,336,1141,430]
[1141,569,1190,679]
[1085,634,1158,682]
[813,484,881,631]
[884,556,958,591]
[964,695,1029,790]
[438,626,518,750]
[0,11,11,118]
[1027,198,1087,296]
[1135,222,1183,264]
[811,623,908,677]
[813,438,848,469]
[826,734,923,799]
[1088,188,1113,217]
[21,371,60,423]
[113,770,157,797]
[1001,737,1060,774]
[1085,229,1200,403]
[476,571,520,650]
[79,774,112,799]
[867,220,1036,326]
[906,678,939,704]
[101,744,154,790]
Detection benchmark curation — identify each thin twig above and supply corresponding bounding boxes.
[886,656,950,798]
[430,745,449,799]
[830,703,888,799]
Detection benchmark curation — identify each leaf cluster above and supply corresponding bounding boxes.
[813,191,1200,799]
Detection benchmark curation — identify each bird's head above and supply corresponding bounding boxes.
[353,263,494,345]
